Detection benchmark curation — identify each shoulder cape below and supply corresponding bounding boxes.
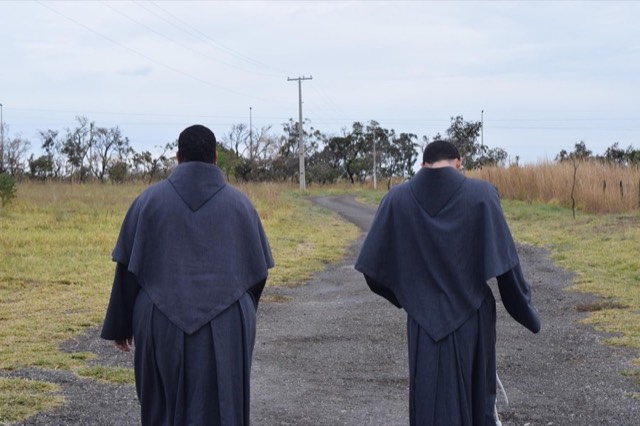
[355,167,519,341]
[112,162,274,334]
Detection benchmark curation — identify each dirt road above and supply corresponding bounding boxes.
[251,195,640,425]
[10,195,639,425]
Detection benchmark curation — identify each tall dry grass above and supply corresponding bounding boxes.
[468,161,640,214]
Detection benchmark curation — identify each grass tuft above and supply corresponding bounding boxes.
[75,366,135,385]
[261,294,293,303]
[0,377,63,423]
[576,300,629,312]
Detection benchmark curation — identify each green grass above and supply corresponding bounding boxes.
[76,366,135,384]
[0,377,63,423]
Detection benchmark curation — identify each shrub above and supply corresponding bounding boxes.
[0,172,17,207]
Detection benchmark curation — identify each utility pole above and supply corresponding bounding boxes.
[481,109,484,151]
[249,106,253,161]
[288,75,312,190]
[372,127,377,190]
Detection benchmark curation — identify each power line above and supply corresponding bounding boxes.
[35,1,275,103]
[102,2,258,75]
[146,1,290,77]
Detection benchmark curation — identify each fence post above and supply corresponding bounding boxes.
[619,180,624,198]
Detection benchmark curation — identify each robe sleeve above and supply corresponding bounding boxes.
[497,264,541,333]
[248,278,267,309]
[363,275,402,308]
[100,262,140,340]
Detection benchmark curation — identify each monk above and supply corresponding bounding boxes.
[101,124,274,425]
[355,140,540,425]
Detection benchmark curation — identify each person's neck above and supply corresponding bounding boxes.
[423,159,459,169]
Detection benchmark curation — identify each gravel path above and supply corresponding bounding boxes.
[6,195,639,425]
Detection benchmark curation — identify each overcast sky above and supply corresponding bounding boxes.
[1,0,638,164]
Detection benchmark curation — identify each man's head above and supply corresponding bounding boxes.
[422,140,461,170]
[177,125,217,164]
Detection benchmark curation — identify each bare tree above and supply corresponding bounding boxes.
[4,135,31,176]
[88,126,130,182]
[61,116,94,182]
[0,121,7,174]
[37,129,65,179]
[133,142,177,183]
[247,125,274,161]
[223,124,250,159]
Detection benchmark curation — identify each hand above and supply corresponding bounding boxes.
[114,337,133,352]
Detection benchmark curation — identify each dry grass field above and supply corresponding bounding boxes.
[468,161,640,214]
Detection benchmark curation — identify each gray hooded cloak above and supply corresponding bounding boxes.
[355,166,540,425]
[102,162,274,426]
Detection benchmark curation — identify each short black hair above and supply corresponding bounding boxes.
[177,125,217,163]
[423,140,461,164]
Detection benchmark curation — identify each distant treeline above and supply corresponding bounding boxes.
[0,116,638,186]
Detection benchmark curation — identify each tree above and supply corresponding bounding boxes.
[247,125,276,162]
[61,116,94,182]
[573,141,592,160]
[326,122,370,183]
[88,126,130,182]
[269,133,299,182]
[482,147,509,167]
[599,142,640,166]
[553,141,592,219]
[107,161,128,184]
[305,123,339,185]
[38,129,64,179]
[603,142,626,166]
[556,141,592,163]
[378,131,419,188]
[306,148,341,184]
[555,149,570,162]
[220,124,280,181]
[626,145,640,165]
[0,121,7,174]
[443,116,484,169]
[215,145,240,181]
[132,142,177,183]
[223,124,250,159]
[28,154,54,180]
[269,118,320,183]
[0,172,16,207]
[4,135,31,176]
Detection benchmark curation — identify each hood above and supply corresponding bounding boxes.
[409,167,465,217]
[168,162,226,211]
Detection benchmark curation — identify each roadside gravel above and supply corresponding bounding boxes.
[6,195,639,425]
